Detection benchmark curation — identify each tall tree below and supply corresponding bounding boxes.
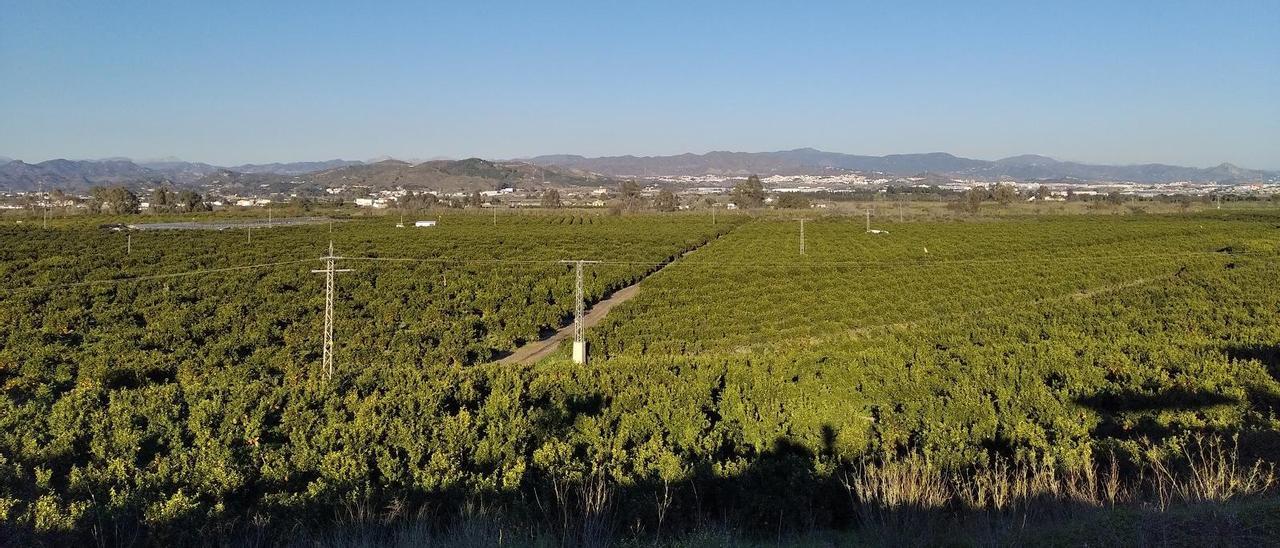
[732,175,765,208]
[619,180,641,199]
[964,186,985,214]
[541,189,562,209]
[176,190,205,212]
[152,187,173,213]
[991,183,1018,205]
[654,189,678,212]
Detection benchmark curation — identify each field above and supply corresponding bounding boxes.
[2,209,1280,545]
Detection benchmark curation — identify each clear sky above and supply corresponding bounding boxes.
[2,1,1277,168]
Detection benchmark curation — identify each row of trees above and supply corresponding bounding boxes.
[150,188,211,213]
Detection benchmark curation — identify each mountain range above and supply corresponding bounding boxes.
[0,156,611,194]
[527,148,1276,184]
[195,158,610,196]
[1,149,1275,193]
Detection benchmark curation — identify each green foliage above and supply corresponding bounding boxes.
[2,210,1278,542]
[775,194,810,209]
[732,175,765,208]
[653,189,678,212]
[540,189,562,209]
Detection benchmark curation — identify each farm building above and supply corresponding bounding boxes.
[414,220,437,227]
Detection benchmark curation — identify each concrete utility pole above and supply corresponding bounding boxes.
[247,226,252,244]
[866,207,871,232]
[311,241,353,379]
[898,199,904,223]
[559,259,600,364]
[126,233,131,255]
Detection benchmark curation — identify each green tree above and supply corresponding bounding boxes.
[732,175,765,208]
[620,180,641,199]
[775,194,810,209]
[94,186,139,214]
[175,190,205,212]
[1107,191,1124,205]
[541,189,562,209]
[468,191,484,208]
[87,186,106,214]
[963,186,985,214]
[654,189,678,212]
[1035,185,1050,201]
[152,187,173,213]
[991,183,1018,205]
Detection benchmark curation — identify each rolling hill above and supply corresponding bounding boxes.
[191,158,614,196]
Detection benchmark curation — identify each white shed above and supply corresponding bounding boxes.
[414,220,437,228]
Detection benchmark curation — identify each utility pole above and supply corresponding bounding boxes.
[795,218,806,255]
[866,207,871,232]
[247,226,252,244]
[39,181,48,229]
[126,233,131,255]
[268,204,273,227]
[559,259,600,364]
[898,199,904,223]
[311,241,352,379]
[712,207,717,225]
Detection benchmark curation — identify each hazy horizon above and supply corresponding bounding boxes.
[2,1,1277,169]
[2,148,1276,173]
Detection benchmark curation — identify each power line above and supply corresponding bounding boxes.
[0,248,1260,296]
[0,258,319,294]
[338,250,1255,269]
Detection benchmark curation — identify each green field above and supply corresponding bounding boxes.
[2,210,1279,545]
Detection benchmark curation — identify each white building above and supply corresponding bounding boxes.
[414,220,437,227]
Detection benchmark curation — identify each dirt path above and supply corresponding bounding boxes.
[497,234,726,365]
[497,283,643,364]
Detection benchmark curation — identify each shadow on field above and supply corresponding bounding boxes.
[1074,388,1239,440]
[1225,344,1280,381]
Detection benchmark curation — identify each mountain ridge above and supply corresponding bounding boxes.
[2,150,1275,192]
[525,148,1276,183]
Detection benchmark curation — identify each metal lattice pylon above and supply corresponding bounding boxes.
[311,241,352,379]
[560,259,600,364]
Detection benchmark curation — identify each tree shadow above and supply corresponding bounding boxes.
[1073,388,1240,441]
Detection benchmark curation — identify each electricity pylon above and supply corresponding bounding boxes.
[311,241,352,379]
[559,259,600,364]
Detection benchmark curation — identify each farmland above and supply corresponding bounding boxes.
[2,209,1280,544]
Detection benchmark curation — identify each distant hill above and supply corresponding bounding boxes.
[300,158,612,193]
[188,158,612,196]
[0,158,367,192]
[527,148,1276,184]
[0,159,170,191]
[230,159,363,176]
[138,160,224,184]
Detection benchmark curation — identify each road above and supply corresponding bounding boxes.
[497,231,727,365]
[497,283,643,365]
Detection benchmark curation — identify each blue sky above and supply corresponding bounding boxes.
[2,1,1277,168]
